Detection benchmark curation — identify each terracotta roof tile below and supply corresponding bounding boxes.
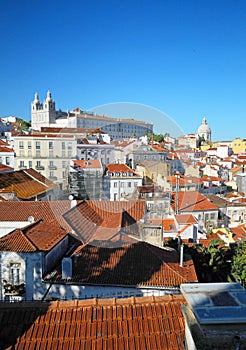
[172,191,218,212]
[46,241,197,287]
[0,169,57,199]
[0,200,73,232]
[175,214,197,224]
[0,145,14,152]
[0,220,67,252]
[63,200,146,243]
[0,295,186,350]
[106,163,139,175]
[0,228,37,252]
[73,159,102,169]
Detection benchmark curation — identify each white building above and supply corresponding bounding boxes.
[103,163,142,201]
[31,91,153,139]
[0,141,15,169]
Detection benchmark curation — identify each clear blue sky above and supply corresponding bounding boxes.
[1,0,246,140]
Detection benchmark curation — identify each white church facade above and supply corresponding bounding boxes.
[31,91,153,140]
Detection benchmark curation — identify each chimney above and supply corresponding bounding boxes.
[69,195,77,208]
[62,257,72,279]
[179,244,184,267]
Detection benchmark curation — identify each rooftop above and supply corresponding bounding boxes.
[46,241,197,287]
[63,200,146,244]
[0,169,57,199]
[0,220,67,252]
[0,294,186,350]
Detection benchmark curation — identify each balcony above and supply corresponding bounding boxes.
[35,166,45,170]
[48,165,57,170]
[19,166,27,170]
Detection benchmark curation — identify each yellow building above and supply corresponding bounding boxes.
[13,134,77,190]
[231,138,246,154]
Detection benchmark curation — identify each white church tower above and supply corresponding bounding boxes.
[31,90,56,131]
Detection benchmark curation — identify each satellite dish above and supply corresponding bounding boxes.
[68,195,73,200]
[28,216,34,223]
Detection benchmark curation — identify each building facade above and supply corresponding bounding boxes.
[13,134,77,191]
[31,91,153,139]
[103,164,143,201]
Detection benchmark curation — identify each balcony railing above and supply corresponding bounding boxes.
[19,165,27,169]
[35,166,45,170]
[48,165,57,170]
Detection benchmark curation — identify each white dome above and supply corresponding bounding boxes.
[197,117,211,134]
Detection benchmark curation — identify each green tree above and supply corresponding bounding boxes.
[187,238,232,282]
[230,240,246,287]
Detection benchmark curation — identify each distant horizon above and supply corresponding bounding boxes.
[1,1,246,141]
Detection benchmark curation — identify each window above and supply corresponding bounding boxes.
[62,171,66,179]
[114,193,117,201]
[62,161,67,168]
[114,182,118,188]
[19,141,24,149]
[36,141,40,149]
[128,182,132,188]
[20,161,25,168]
[50,171,54,178]
[62,142,65,150]
[36,160,41,167]
[49,142,53,149]
[49,160,54,167]
[10,263,21,285]
[29,161,32,168]
[28,141,32,149]
[6,157,10,165]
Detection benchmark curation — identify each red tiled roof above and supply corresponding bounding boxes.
[0,139,8,146]
[73,159,102,169]
[0,169,57,199]
[48,241,197,287]
[172,191,218,212]
[0,145,14,153]
[163,218,177,231]
[0,229,37,252]
[106,163,138,175]
[230,224,246,240]
[0,200,73,231]
[167,175,202,186]
[17,133,75,139]
[41,126,105,134]
[175,214,197,224]
[0,295,186,350]
[0,220,67,252]
[63,200,146,243]
[0,163,13,172]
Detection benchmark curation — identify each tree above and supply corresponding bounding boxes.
[187,238,232,282]
[230,240,246,288]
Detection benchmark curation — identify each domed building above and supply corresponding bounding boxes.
[197,117,211,143]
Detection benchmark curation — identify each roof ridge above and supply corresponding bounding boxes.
[0,228,38,251]
[23,169,49,188]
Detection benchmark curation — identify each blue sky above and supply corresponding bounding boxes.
[0,0,246,140]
